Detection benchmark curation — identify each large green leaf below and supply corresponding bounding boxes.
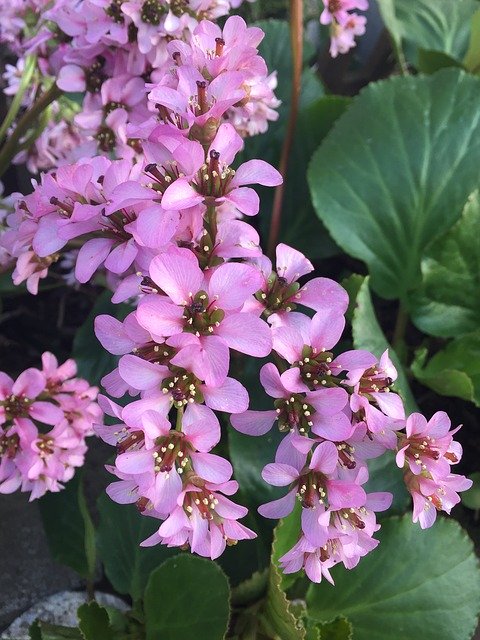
[77,602,114,640]
[72,290,130,386]
[308,69,480,302]
[307,516,480,640]
[410,192,480,338]
[411,335,480,406]
[364,452,410,516]
[258,514,305,640]
[38,472,94,579]
[352,277,417,414]
[378,0,478,65]
[464,9,480,72]
[96,495,177,602]
[144,555,230,640]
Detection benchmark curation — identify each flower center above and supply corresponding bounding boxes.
[358,367,393,395]
[297,346,334,388]
[140,0,166,25]
[95,125,116,152]
[37,434,55,457]
[182,290,225,336]
[103,101,127,115]
[105,0,124,23]
[193,150,236,203]
[86,58,107,93]
[132,341,176,364]
[153,430,190,474]
[2,394,31,420]
[297,471,327,508]
[0,433,19,459]
[184,488,219,521]
[255,272,300,316]
[274,394,315,435]
[144,161,182,194]
[161,371,204,407]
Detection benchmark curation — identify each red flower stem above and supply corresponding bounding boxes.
[267,0,304,259]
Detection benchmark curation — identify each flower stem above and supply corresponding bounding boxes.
[0,55,37,145]
[175,406,184,431]
[267,0,303,259]
[0,82,61,178]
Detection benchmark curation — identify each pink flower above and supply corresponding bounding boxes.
[135,251,271,385]
[231,362,352,441]
[396,412,461,479]
[249,243,349,322]
[320,0,368,26]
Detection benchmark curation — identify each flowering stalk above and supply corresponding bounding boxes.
[267,0,303,258]
[0,2,471,585]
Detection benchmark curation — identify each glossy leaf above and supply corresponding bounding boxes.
[38,473,93,579]
[378,0,478,66]
[411,335,480,406]
[259,513,306,640]
[307,516,480,640]
[410,192,480,338]
[364,452,410,516]
[318,617,353,640]
[96,495,178,602]
[308,69,480,302]
[462,473,480,511]
[464,9,480,72]
[144,555,230,640]
[77,602,114,640]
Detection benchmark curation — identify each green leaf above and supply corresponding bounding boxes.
[462,472,480,510]
[317,617,353,640]
[31,623,83,640]
[418,49,463,73]
[271,502,302,591]
[308,70,480,302]
[411,335,480,405]
[464,9,480,72]
[378,0,478,66]
[72,290,130,386]
[259,516,306,640]
[352,277,417,414]
[77,602,114,640]
[364,452,410,515]
[29,621,43,640]
[144,555,230,640]
[307,516,480,640]
[96,495,178,602]
[410,192,480,338]
[231,570,269,607]
[38,473,93,579]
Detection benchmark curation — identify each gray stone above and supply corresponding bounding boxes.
[0,492,81,631]
[1,591,128,639]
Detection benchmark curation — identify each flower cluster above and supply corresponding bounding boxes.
[0,353,102,500]
[1,0,276,173]
[320,0,368,58]
[228,276,471,581]
[0,2,472,584]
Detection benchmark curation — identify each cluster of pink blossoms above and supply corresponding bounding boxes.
[0,0,274,172]
[0,353,102,500]
[0,7,471,583]
[0,16,280,291]
[320,0,368,58]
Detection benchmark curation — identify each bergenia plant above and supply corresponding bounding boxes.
[1,0,479,639]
